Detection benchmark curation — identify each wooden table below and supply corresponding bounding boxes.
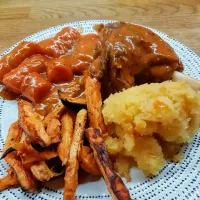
[0,0,199,55]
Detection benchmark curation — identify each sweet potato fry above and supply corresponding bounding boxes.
[64,109,87,200]
[84,72,107,135]
[43,102,66,143]
[46,118,61,144]
[11,142,57,164]
[2,122,39,192]
[79,144,101,175]
[43,102,65,127]
[18,99,51,146]
[86,128,131,200]
[30,161,54,182]
[0,168,18,191]
[57,112,74,166]
[20,131,27,143]
[2,121,22,156]
[9,159,40,192]
[2,122,22,163]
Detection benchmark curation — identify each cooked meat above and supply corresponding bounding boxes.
[94,22,183,97]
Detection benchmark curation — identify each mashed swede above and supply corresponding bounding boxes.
[102,81,200,179]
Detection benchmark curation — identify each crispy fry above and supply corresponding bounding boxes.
[57,112,74,165]
[31,160,65,182]
[0,168,18,191]
[43,102,65,127]
[3,126,53,185]
[84,72,107,135]
[2,121,22,163]
[64,109,87,200]
[43,102,65,143]
[2,121,22,156]
[79,144,101,175]
[9,158,39,192]
[11,142,57,164]
[3,122,39,192]
[30,161,54,182]
[18,99,51,146]
[86,128,131,200]
[46,118,61,144]
[20,132,27,143]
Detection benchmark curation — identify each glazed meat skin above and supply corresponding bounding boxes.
[94,22,183,96]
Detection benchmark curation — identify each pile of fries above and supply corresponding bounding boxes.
[0,72,131,200]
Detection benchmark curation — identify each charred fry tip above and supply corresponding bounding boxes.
[59,93,87,112]
[60,99,86,112]
[86,128,131,200]
[1,147,16,159]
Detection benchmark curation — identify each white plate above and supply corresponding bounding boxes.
[0,20,199,200]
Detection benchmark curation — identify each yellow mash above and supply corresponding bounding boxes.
[102,81,200,180]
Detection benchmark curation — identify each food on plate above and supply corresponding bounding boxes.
[0,168,18,191]
[3,55,47,94]
[0,21,199,199]
[0,22,185,116]
[30,161,55,182]
[102,81,200,178]
[84,71,107,135]
[20,72,52,103]
[0,42,42,82]
[94,22,183,97]
[38,27,81,57]
[30,160,64,183]
[43,102,66,127]
[158,140,182,161]
[47,55,73,83]
[0,27,85,116]
[57,111,74,165]
[10,141,57,164]
[2,122,39,192]
[59,90,87,112]
[78,144,101,175]
[86,128,132,200]
[18,100,52,146]
[71,34,102,74]
[64,109,87,200]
